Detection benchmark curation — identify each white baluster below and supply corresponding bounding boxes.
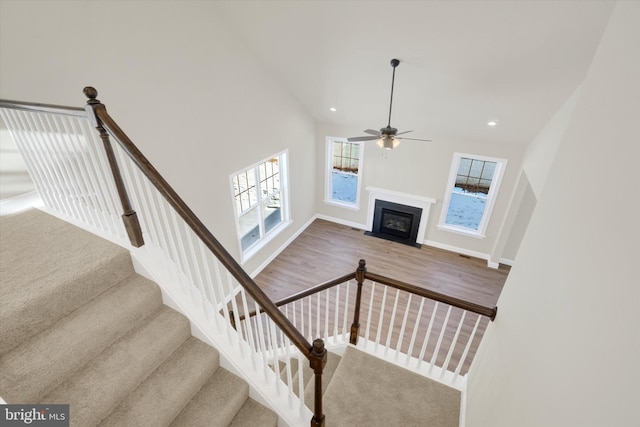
[365,282,376,343]
[342,281,350,341]
[374,285,388,352]
[428,305,452,375]
[417,301,440,369]
[324,288,330,340]
[452,313,482,383]
[405,297,425,367]
[333,285,340,339]
[440,310,466,378]
[395,293,413,361]
[384,289,401,357]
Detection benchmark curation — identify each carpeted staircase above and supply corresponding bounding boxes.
[1,208,463,427]
[0,209,277,426]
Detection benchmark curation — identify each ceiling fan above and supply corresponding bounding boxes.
[347,58,431,150]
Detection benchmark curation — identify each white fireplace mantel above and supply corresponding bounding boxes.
[366,186,437,245]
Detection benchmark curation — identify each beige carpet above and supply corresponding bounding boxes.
[0,209,277,426]
[324,346,461,427]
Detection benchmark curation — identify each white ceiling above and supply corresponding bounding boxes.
[216,0,614,147]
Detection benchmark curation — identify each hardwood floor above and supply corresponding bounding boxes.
[252,219,511,375]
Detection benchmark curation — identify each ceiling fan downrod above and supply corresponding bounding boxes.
[387,58,400,129]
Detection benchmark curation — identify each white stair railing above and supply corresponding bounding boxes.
[0,94,321,426]
[236,261,496,390]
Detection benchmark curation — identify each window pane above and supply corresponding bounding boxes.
[232,152,288,256]
[440,153,505,236]
[233,169,257,214]
[469,159,484,177]
[455,158,496,194]
[329,140,361,204]
[259,162,267,182]
[458,158,472,175]
[239,208,260,251]
[445,191,486,230]
[481,162,496,180]
[264,194,282,233]
[331,171,357,203]
[349,158,359,172]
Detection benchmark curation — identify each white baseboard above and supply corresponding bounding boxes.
[424,238,491,263]
[0,191,43,216]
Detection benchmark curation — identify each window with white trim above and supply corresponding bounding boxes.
[438,153,507,238]
[324,137,363,209]
[231,151,289,259]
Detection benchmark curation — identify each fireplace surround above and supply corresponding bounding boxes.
[365,187,436,248]
[366,200,423,247]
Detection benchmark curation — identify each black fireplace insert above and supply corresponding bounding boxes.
[365,200,422,248]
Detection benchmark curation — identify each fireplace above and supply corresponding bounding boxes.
[366,200,423,248]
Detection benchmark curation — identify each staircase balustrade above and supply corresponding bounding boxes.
[239,259,497,388]
[0,89,325,426]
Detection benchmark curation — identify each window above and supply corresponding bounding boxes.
[438,153,507,238]
[325,137,363,209]
[231,151,289,260]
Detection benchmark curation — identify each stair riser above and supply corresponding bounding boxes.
[42,306,191,426]
[98,337,220,427]
[0,276,162,403]
[0,250,134,356]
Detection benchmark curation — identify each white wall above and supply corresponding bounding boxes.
[0,0,318,272]
[316,122,525,259]
[466,2,640,425]
[523,84,582,198]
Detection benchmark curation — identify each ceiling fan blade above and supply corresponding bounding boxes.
[395,130,414,136]
[363,129,382,136]
[347,135,380,142]
[396,137,432,142]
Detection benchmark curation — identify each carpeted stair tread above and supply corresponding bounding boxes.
[228,398,279,427]
[323,346,461,427]
[0,209,134,355]
[0,274,162,403]
[99,337,220,427]
[42,306,191,426]
[170,367,249,427]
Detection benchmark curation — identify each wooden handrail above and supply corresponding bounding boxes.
[237,272,356,322]
[242,260,497,324]
[0,99,85,116]
[364,271,498,320]
[83,88,315,359]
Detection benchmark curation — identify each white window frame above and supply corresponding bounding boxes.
[230,150,291,263]
[437,152,507,239]
[324,136,364,210]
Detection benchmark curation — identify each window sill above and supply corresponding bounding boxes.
[437,224,486,239]
[324,199,360,211]
[240,219,292,264]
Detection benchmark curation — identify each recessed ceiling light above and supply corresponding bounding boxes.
[487,120,498,126]
[330,107,337,112]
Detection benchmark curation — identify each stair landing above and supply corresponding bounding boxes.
[323,346,461,427]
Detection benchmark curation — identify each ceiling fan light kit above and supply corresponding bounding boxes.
[348,58,431,150]
[377,135,400,150]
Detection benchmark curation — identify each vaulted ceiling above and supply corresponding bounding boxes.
[217,1,614,147]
